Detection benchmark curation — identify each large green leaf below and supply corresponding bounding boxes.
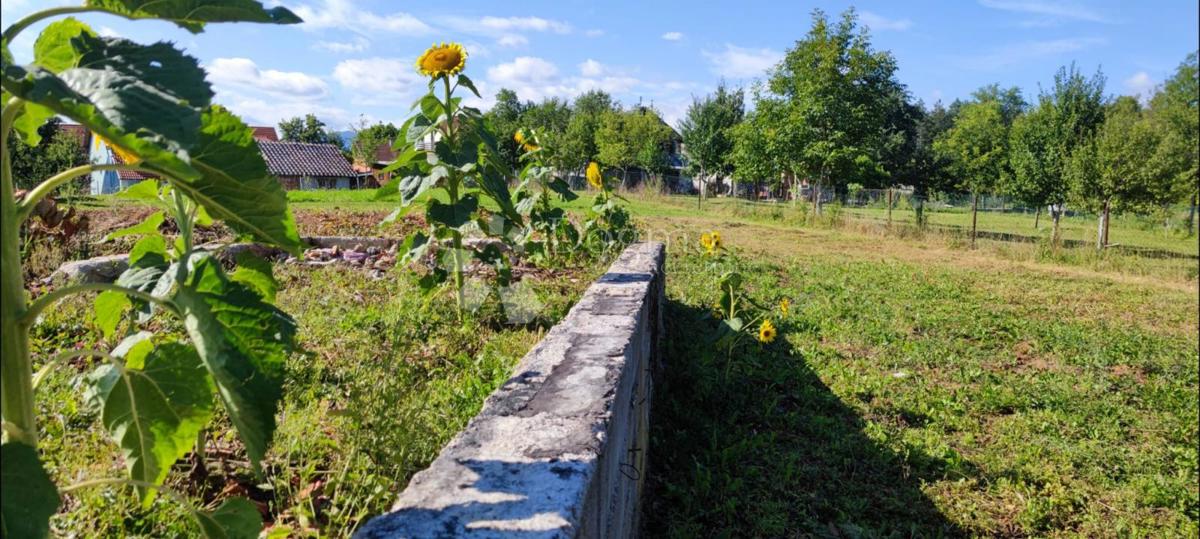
[102,210,164,241]
[74,34,213,107]
[173,255,294,471]
[426,194,478,229]
[33,18,96,72]
[85,0,302,33]
[230,251,276,302]
[159,106,301,252]
[195,497,262,539]
[84,334,214,506]
[0,442,61,539]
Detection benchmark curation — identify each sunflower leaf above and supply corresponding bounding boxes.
[84,335,214,506]
[84,0,302,33]
[194,496,263,539]
[173,254,293,472]
[0,442,61,539]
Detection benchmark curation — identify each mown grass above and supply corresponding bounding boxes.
[31,262,595,537]
[642,213,1198,537]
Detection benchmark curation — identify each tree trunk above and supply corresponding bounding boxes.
[1050,204,1062,248]
[697,167,704,209]
[1187,191,1197,237]
[1096,200,1109,250]
[1034,206,1041,230]
[971,192,979,248]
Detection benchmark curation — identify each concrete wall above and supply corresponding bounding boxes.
[356,241,666,539]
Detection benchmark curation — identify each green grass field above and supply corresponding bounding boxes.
[634,198,1198,537]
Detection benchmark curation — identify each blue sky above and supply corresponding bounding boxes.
[3,0,1197,131]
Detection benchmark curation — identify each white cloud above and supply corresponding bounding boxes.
[859,11,913,31]
[978,0,1111,23]
[497,34,529,47]
[662,31,684,41]
[486,56,641,103]
[207,58,329,98]
[291,0,433,34]
[955,37,1107,70]
[332,57,425,100]
[222,92,355,131]
[703,44,782,79]
[476,16,571,34]
[1123,71,1157,103]
[314,36,369,53]
[97,26,122,38]
[584,29,605,37]
[579,59,604,77]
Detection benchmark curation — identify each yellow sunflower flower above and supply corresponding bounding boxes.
[586,161,604,190]
[710,231,722,251]
[758,319,777,344]
[779,298,790,316]
[700,232,714,252]
[416,42,467,78]
[94,133,141,165]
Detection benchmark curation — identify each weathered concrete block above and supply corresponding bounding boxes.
[356,242,666,539]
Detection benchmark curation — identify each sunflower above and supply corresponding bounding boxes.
[586,161,604,190]
[779,298,790,316]
[94,133,141,165]
[416,42,467,78]
[758,319,777,344]
[514,130,525,145]
[700,232,714,252]
[710,231,722,251]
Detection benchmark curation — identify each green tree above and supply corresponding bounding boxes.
[484,88,526,173]
[1067,97,1169,248]
[6,117,88,191]
[971,83,1026,126]
[679,82,744,206]
[279,113,343,146]
[908,101,957,225]
[1148,51,1199,234]
[935,100,1007,246]
[596,108,673,190]
[348,117,399,167]
[1007,101,1061,232]
[559,90,615,177]
[729,112,779,197]
[767,8,903,213]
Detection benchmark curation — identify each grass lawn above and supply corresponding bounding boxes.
[635,198,1199,537]
[31,254,596,536]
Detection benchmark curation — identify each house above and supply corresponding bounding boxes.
[351,141,399,187]
[88,126,283,194]
[257,140,360,190]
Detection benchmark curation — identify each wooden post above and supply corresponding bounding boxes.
[971,192,979,248]
[887,187,893,227]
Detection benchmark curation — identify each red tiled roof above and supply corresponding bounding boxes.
[112,151,157,181]
[257,140,356,178]
[251,126,279,141]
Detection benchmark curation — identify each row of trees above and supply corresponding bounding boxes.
[485,89,676,187]
[678,8,1198,245]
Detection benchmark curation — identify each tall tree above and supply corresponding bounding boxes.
[935,100,1007,246]
[595,108,673,189]
[679,82,745,206]
[909,101,957,225]
[1007,101,1061,232]
[278,113,344,146]
[1148,51,1199,234]
[972,83,1026,126]
[6,118,89,192]
[559,90,616,177]
[1067,97,1168,248]
[595,110,635,186]
[484,88,527,173]
[730,110,783,200]
[767,8,904,213]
